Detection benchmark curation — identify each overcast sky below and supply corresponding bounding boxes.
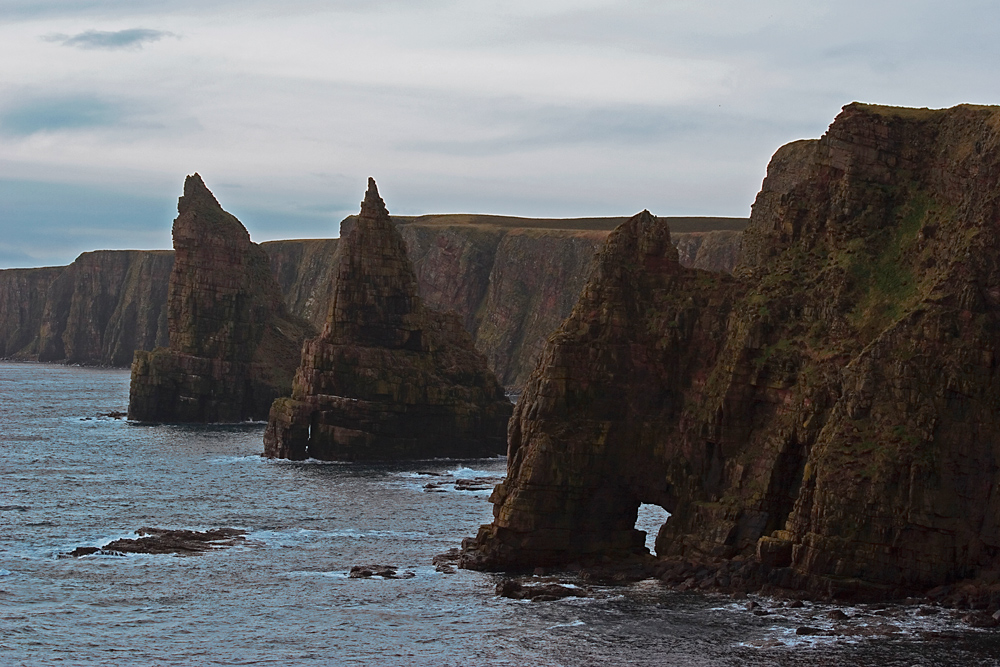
[1,0,998,267]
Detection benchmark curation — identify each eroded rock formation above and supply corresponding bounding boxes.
[128,174,313,422]
[264,179,512,460]
[462,102,1000,599]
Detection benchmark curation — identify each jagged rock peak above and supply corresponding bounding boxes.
[178,173,222,215]
[326,178,421,346]
[360,177,389,221]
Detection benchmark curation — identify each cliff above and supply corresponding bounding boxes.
[3,214,742,392]
[264,179,512,460]
[37,250,174,366]
[263,218,743,389]
[462,102,1000,599]
[0,266,63,359]
[128,174,314,422]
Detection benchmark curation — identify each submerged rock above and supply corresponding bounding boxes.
[65,527,246,556]
[348,564,415,579]
[460,102,1000,600]
[263,179,512,460]
[127,175,314,422]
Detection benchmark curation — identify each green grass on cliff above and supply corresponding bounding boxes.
[843,193,929,339]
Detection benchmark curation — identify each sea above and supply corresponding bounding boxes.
[2,361,999,666]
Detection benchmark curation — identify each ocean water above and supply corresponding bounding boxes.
[2,361,999,666]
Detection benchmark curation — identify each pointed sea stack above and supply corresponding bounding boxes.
[264,178,512,460]
[128,174,314,422]
[461,103,1000,600]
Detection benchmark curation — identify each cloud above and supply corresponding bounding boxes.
[0,95,129,135]
[43,28,173,50]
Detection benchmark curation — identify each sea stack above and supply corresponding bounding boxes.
[462,103,1000,599]
[264,178,512,460]
[128,174,314,422]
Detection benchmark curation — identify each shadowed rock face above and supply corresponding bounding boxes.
[263,178,512,460]
[127,174,314,422]
[462,103,1000,598]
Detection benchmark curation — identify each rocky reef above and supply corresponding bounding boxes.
[264,179,512,460]
[461,102,1000,600]
[128,174,313,422]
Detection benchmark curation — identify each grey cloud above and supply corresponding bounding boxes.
[43,28,173,50]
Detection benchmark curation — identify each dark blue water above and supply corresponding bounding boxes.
[2,362,999,666]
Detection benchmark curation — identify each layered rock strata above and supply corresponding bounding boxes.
[462,103,1000,599]
[264,179,512,460]
[128,174,313,422]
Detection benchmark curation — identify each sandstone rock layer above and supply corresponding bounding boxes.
[264,179,512,460]
[128,174,313,422]
[462,103,1000,598]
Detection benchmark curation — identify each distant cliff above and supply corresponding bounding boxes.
[461,102,1000,600]
[263,216,744,389]
[0,252,172,366]
[1,215,744,391]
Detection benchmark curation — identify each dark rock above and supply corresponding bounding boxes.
[348,564,414,579]
[128,174,314,422]
[917,606,941,616]
[263,179,512,460]
[827,609,850,621]
[795,627,825,636]
[65,546,101,558]
[962,611,1000,628]
[459,102,1000,600]
[67,527,246,556]
[495,579,588,601]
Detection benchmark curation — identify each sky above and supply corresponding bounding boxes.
[1,0,999,268]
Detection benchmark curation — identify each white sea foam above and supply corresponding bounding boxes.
[210,455,264,465]
[547,620,586,629]
[447,466,494,478]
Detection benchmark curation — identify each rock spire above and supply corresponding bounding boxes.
[128,174,314,422]
[264,178,512,460]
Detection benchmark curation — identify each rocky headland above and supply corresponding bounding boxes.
[264,179,512,460]
[460,102,1000,604]
[127,174,314,422]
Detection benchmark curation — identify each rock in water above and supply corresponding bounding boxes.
[127,174,314,422]
[461,103,1000,599]
[263,178,512,460]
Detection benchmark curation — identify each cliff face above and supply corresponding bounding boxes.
[462,103,1000,598]
[261,238,341,328]
[128,175,314,422]
[38,250,173,366]
[264,179,512,460]
[0,266,63,359]
[262,222,743,390]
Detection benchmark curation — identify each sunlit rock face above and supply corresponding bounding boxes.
[463,103,1000,599]
[263,178,512,461]
[128,174,314,423]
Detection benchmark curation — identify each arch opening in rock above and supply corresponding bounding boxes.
[635,503,671,555]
